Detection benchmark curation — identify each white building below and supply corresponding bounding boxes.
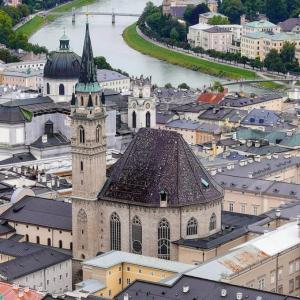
[128,76,156,131]
[242,20,281,36]
[97,69,130,93]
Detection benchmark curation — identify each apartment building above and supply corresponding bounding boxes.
[242,20,280,36]
[96,69,130,93]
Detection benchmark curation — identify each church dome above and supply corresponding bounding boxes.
[44,33,81,79]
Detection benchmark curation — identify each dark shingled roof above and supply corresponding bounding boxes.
[116,274,300,300]
[278,18,300,32]
[0,196,72,231]
[30,132,70,149]
[101,128,223,206]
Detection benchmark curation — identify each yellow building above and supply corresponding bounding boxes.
[74,251,193,299]
[241,32,300,61]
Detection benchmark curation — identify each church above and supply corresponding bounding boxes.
[71,21,224,262]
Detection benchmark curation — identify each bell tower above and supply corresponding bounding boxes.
[71,20,107,261]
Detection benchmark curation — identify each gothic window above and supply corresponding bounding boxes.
[209,213,217,231]
[79,126,85,144]
[132,216,142,254]
[146,111,151,128]
[158,218,170,260]
[95,96,98,106]
[47,238,51,246]
[80,161,83,172]
[96,125,101,143]
[132,111,136,128]
[46,82,50,94]
[59,84,65,96]
[81,96,84,106]
[186,217,198,236]
[110,212,121,251]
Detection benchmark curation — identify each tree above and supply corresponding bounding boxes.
[184,3,209,25]
[183,5,194,24]
[285,0,300,17]
[208,15,230,25]
[280,42,299,72]
[211,81,224,92]
[242,0,266,20]
[290,7,300,17]
[0,10,13,45]
[170,27,179,40]
[220,0,245,24]
[178,82,190,89]
[250,57,263,70]
[264,49,285,73]
[94,56,113,70]
[164,83,173,88]
[18,4,30,18]
[265,0,288,23]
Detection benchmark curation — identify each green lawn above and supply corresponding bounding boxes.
[16,16,46,37]
[123,24,257,80]
[50,0,96,13]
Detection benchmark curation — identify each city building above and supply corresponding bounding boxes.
[116,273,300,300]
[184,220,300,297]
[279,17,300,33]
[242,20,280,36]
[96,70,130,93]
[127,76,156,131]
[0,282,44,300]
[2,69,43,91]
[5,59,46,72]
[0,195,72,250]
[0,239,72,294]
[241,32,300,61]
[74,251,193,299]
[43,33,81,102]
[198,12,228,24]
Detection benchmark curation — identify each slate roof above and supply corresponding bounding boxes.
[171,102,210,113]
[116,274,299,300]
[156,112,176,124]
[203,26,232,33]
[96,69,129,82]
[199,107,247,122]
[0,153,36,165]
[0,248,71,280]
[101,128,223,207]
[30,132,70,149]
[166,119,200,130]
[0,195,72,230]
[278,18,300,32]
[241,108,280,126]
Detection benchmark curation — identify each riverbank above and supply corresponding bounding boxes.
[16,0,96,37]
[123,23,258,81]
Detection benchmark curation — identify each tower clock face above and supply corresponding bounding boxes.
[145,103,150,109]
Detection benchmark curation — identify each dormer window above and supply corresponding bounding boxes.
[159,189,168,207]
[201,178,209,188]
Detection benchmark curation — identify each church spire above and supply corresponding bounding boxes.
[78,22,97,84]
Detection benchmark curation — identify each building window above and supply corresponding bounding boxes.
[240,204,246,214]
[132,215,142,254]
[59,240,63,248]
[158,218,170,260]
[186,217,198,236]
[70,242,73,250]
[80,161,83,172]
[25,234,29,242]
[289,279,294,293]
[229,202,234,212]
[146,111,151,128]
[46,82,50,94]
[126,278,130,285]
[209,213,217,231]
[81,96,84,106]
[36,236,40,244]
[79,126,85,144]
[253,206,258,215]
[47,238,51,246]
[110,212,121,250]
[289,261,294,274]
[270,270,275,284]
[278,267,283,281]
[295,276,300,290]
[132,111,136,128]
[96,125,101,143]
[59,84,65,96]
[258,277,266,290]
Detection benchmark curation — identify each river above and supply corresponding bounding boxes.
[30,0,263,92]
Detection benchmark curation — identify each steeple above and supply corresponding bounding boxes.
[59,29,70,51]
[78,22,98,86]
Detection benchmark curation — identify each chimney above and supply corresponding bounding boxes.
[254,140,260,148]
[56,178,60,188]
[211,169,217,176]
[246,140,252,147]
[248,171,253,178]
[287,129,293,136]
[266,153,272,159]
[37,173,41,182]
[273,153,278,159]
[51,177,55,187]
[254,155,261,162]
[248,158,254,164]
[123,293,129,300]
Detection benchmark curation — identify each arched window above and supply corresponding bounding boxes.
[96,125,101,143]
[47,238,51,246]
[81,96,84,106]
[132,216,142,254]
[146,111,151,128]
[25,234,29,242]
[79,126,85,144]
[59,240,63,248]
[78,209,87,224]
[158,218,170,260]
[110,212,121,250]
[36,236,40,244]
[80,161,83,172]
[95,96,98,106]
[70,242,73,250]
[132,111,136,129]
[187,217,198,236]
[209,213,217,231]
[59,84,65,96]
[46,82,50,94]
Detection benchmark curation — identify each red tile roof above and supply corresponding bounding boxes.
[197,90,227,105]
[0,282,43,300]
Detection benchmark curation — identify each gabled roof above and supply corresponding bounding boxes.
[0,195,72,231]
[101,128,223,207]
